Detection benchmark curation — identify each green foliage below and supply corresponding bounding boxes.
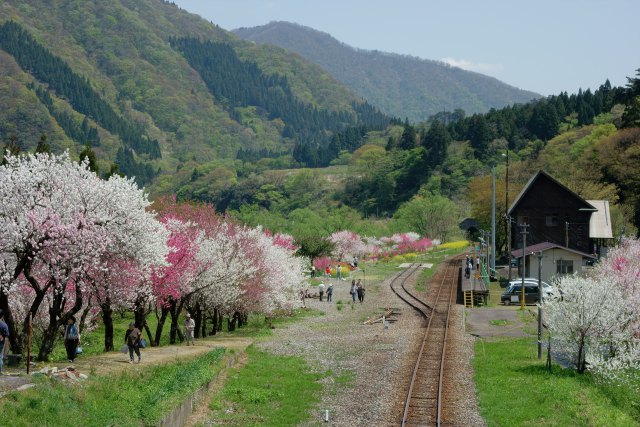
[210,345,324,426]
[34,133,51,154]
[393,194,461,241]
[79,143,99,173]
[0,21,160,159]
[169,36,389,168]
[233,22,539,122]
[0,349,226,427]
[294,233,335,261]
[474,338,640,426]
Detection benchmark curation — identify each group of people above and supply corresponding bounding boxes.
[350,279,365,303]
[123,313,196,364]
[464,254,480,279]
[317,282,333,302]
[324,264,345,279]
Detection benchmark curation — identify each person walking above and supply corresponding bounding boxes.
[326,283,333,302]
[476,256,480,270]
[125,322,142,364]
[325,266,331,278]
[184,313,195,346]
[350,280,357,303]
[318,283,325,302]
[0,310,9,374]
[465,264,471,279]
[357,279,365,303]
[337,265,343,280]
[63,316,80,363]
[300,288,307,308]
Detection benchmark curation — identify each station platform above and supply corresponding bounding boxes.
[461,260,489,307]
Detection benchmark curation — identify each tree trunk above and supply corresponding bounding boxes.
[192,303,202,339]
[210,309,218,336]
[101,304,114,352]
[216,310,224,333]
[38,279,83,361]
[38,290,64,361]
[227,315,236,332]
[201,315,207,338]
[154,304,170,346]
[79,302,91,334]
[169,299,185,344]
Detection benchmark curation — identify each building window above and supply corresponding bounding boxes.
[545,214,559,227]
[556,260,574,275]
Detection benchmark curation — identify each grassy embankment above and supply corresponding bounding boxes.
[414,240,470,291]
[208,345,328,426]
[474,334,640,425]
[2,308,326,426]
[0,348,226,427]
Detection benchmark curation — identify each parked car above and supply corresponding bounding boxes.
[502,282,553,305]
[508,278,555,294]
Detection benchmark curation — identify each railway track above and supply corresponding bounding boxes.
[390,259,459,426]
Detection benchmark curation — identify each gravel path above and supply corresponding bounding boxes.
[258,263,485,426]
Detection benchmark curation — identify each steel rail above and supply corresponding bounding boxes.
[395,258,458,426]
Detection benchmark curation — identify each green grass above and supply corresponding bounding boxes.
[222,309,325,339]
[489,319,511,326]
[474,338,640,426]
[0,348,226,427]
[209,345,324,426]
[413,245,468,291]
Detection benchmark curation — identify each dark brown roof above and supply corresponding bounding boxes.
[507,170,597,215]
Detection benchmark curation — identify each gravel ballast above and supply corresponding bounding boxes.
[258,264,485,426]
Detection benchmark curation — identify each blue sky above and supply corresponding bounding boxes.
[172,0,639,96]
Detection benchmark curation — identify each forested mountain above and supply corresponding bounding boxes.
[233,21,541,122]
[0,0,388,188]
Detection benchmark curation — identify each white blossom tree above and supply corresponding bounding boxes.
[543,238,640,382]
[0,152,167,358]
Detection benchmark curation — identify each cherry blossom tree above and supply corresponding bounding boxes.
[0,152,167,359]
[329,230,368,261]
[543,237,640,382]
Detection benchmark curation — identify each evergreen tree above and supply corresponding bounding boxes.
[422,120,451,167]
[1,134,21,165]
[35,133,51,154]
[398,122,418,150]
[79,143,99,174]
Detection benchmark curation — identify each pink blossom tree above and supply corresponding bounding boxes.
[0,152,167,359]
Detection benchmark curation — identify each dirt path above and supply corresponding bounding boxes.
[70,336,252,377]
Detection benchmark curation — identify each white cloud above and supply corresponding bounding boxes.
[441,57,504,73]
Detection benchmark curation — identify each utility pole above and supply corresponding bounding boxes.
[486,230,490,280]
[537,251,543,359]
[565,221,569,248]
[507,215,512,281]
[491,169,496,275]
[520,224,529,310]
[504,147,509,258]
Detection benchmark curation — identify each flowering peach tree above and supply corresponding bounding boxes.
[0,152,167,359]
[543,237,640,382]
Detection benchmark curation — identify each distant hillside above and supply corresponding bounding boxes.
[233,21,541,122]
[0,0,387,192]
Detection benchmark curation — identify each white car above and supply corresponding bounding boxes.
[509,278,557,296]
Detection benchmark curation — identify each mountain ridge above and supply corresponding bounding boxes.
[0,0,386,191]
[233,21,541,122]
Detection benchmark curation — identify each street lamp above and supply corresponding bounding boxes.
[537,250,543,359]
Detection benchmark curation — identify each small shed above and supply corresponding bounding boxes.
[511,241,596,283]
